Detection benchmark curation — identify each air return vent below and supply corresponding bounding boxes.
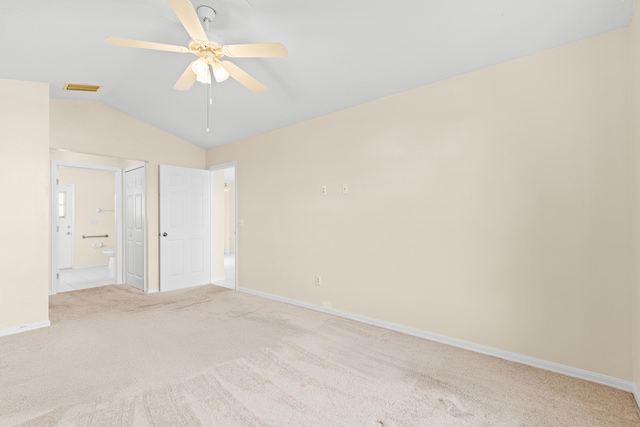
[63,83,101,92]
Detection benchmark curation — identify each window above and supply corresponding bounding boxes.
[58,191,66,218]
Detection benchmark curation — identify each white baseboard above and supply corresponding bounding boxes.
[212,282,235,290]
[633,382,640,410]
[0,320,50,338]
[238,287,634,393]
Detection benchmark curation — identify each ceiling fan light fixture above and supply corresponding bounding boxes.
[211,62,229,82]
[191,58,211,84]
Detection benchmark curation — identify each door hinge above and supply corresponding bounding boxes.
[57,226,59,232]
[56,179,59,185]
[56,273,59,280]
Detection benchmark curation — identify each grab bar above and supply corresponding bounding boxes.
[82,234,109,239]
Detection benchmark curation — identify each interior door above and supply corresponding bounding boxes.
[125,166,145,290]
[159,165,211,291]
[57,184,74,269]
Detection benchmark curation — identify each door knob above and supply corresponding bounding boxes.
[162,232,168,237]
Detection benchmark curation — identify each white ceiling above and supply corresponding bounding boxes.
[0,0,634,149]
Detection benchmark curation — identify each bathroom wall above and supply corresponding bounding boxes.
[58,167,116,267]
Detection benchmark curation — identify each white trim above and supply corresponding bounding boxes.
[238,287,635,392]
[207,161,238,290]
[207,161,238,172]
[213,281,235,290]
[115,167,123,285]
[633,382,640,410]
[50,164,59,294]
[0,321,50,338]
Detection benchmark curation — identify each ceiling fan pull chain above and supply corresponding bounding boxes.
[206,81,211,132]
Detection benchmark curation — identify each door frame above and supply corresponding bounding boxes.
[124,164,148,292]
[50,161,123,294]
[207,161,238,290]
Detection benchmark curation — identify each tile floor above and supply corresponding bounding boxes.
[213,252,236,288]
[59,253,234,293]
[58,265,115,293]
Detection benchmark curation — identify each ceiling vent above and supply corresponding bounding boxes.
[63,83,101,92]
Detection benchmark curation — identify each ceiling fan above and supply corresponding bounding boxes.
[105,0,287,93]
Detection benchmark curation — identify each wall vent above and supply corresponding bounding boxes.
[63,83,101,92]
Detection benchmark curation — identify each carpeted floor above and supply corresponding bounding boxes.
[0,284,638,426]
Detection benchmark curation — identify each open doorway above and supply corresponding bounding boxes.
[208,162,237,289]
[51,164,120,293]
[50,151,147,294]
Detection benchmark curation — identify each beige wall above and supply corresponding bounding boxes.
[50,100,205,291]
[207,29,634,380]
[630,1,640,399]
[0,79,50,331]
[58,167,116,267]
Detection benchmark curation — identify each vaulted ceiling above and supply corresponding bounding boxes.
[0,0,634,149]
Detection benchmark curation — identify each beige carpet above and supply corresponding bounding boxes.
[0,285,638,426]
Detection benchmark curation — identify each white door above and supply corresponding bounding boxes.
[57,184,74,269]
[160,165,211,291]
[125,166,145,290]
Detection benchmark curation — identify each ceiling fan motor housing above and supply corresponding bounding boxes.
[196,5,216,23]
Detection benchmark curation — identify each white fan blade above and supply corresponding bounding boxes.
[105,37,189,53]
[221,61,266,93]
[174,62,198,90]
[168,0,208,42]
[223,42,288,58]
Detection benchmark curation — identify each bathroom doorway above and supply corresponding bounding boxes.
[51,163,121,293]
[208,162,238,289]
[50,150,147,294]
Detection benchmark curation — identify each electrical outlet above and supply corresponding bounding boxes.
[342,183,349,194]
[315,276,321,286]
[321,185,327,195]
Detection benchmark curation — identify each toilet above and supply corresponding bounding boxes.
[102,249,116,277]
